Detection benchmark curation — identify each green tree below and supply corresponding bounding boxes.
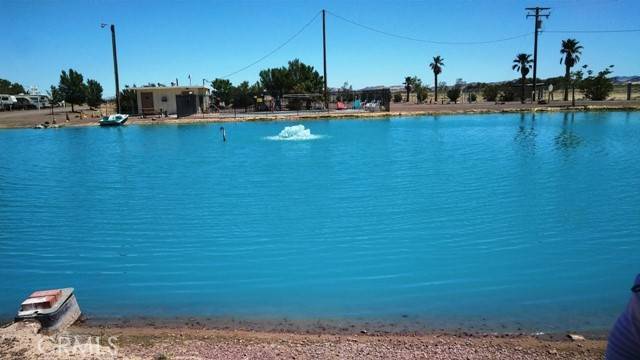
[482,85,500,102]
[58,69,86,111]
[287,59,323,94]
[512,53,532,104]
[415,83,429,103]
[259,67,289,98]
[404,76,428,103]
[249,81,264,97]
[560,39,583,101]
[0,79,26,94]
[232,81,254,109]
[403,76,414,102]
[569,65,587,106]
[446,87,461,103]
[258,59,323,99]
[211,78,234,106]
[0,79,11,93]
[86,79,103,109]
[429,56,444,101]
[48,86,64,105]
[120,86,138,114]
[580,65,614,101]
[411,76,429,103]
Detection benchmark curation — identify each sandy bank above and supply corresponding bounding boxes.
[0,320,606,360]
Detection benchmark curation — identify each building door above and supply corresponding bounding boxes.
[141,92,154,114]
[175,94,197,118]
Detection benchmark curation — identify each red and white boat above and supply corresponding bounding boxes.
[15,288,81,334]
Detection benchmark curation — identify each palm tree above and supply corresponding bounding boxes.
[560,39,583,101]
[404,76,413,102]
[429,56,444,101]
[512,53,533,104]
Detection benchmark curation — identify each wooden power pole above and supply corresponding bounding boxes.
[110,24,121,114]
[322,9,328,111]
[526,7,550,103]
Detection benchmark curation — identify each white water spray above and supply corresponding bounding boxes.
[266,125,323,141]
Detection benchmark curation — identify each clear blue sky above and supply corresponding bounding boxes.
[3,0,639,96]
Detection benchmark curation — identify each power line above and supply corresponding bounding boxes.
[326,10,532,45]
[542,29,640,33]
[212,9,639,83]
[219,11,321,79]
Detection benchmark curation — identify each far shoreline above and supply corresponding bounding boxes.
[1,100,639,130]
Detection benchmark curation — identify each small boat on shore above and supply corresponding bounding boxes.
[15,288,82,334]
[99,114,129,126]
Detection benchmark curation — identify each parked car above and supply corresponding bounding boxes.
[0,94,18,110]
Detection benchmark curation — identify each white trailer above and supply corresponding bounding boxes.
[0,94,18,110]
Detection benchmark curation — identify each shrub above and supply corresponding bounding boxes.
[393,93,403,103]
[581,67,614,101]
[468,93,477,103]
[446,87,461,103]
[416,86,429,103]
[482,85,499,102]
[500,89,515,102]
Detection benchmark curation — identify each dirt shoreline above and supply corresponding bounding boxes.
[73,315,610,340]
[1,320,608,359]
[1,101,639,129]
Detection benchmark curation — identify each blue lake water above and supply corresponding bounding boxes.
[1,111,639,332]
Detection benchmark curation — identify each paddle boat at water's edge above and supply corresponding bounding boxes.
[15,288,82,334]
[99,114,129,126]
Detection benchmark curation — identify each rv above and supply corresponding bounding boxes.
[14,95,37,110]
[27,94,51,109]
[0,94,18,110]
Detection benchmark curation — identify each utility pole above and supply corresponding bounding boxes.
[110,25,121,113]
[322,9,328,111]
[526,7,550,103]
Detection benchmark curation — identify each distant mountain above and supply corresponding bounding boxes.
[611,76,640,84]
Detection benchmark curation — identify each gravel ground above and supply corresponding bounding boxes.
[1,321,605,360]
[95,326,608,360]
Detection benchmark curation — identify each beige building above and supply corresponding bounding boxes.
[133,86,210,117]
